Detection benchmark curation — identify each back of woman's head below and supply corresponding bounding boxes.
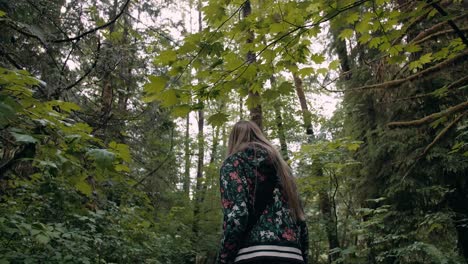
[227,120,305,221]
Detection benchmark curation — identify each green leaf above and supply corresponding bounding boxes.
[50,100,81,112]
[430,116,447,129]
[207,113,229,127]
[317,68,328,76]
[10,132,38,144]
[369,37,382,48]
[35,234,50,244]
[156,50,177,65]
[269,23,284,34]
[246,96,261,109]
[278,82,294,95]
[339,29,354,40]
[75,175,92,196]
[329,60,340,70]
[310,53,325,64]
[144,76,168,94]
[406,44,422,53]
[160,89,178,107]
[87,149,115,170]
[172,105,191,118]
[0,10,6,17]
[298,67,314,77]
[409,53,432,70]
[346,12,359,24]
[109,141,131,162]
[115,164,130,172]
[250,83,262,94]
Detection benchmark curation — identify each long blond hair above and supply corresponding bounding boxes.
[227,120,305,221]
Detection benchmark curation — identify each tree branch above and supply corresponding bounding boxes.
[349,49,468,91]
[133,127,175,188]
[410,13,468,43]
[419,111,466,157]
[395,74,468,102]
[0,48,23,69]
[387,101,468,128]
[427,1,468,46]
[52,0,131,43]
[55,40,101,95]
[413,27,468,45]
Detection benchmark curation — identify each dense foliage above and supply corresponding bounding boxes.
[1,0,467,263]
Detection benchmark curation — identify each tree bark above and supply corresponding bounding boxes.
[99,0,119,140]
[293,71,341,263]
[243,1,263,130]
[183,113,191,198]
[192,0,205,237]
[270,76,289,160]
[293,73,313,138]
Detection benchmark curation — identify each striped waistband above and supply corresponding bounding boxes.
[234,245,304,263]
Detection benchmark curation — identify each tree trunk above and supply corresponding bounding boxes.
[192,0,205,237]
[99,0,119,140]
[183,113,191,198]
[293,73,313,138]
[243,1,263,130]
[192,107,204,236]
[274,104,289,160]
[270,76,289,160]
[293,71,340,262]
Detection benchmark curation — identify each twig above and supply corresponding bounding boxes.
[52,0,131,43]
[427,1,468,46]
[387,101,468,128]
[419,111,466,157]
[133,127,175,188]
[56,40,101,94]
[413,27,468,45]
[410,13,468,43]
[349,50,468,91]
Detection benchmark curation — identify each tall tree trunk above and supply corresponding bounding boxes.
[183,113,191,198]
[293,71,340,262]
[192,0,205,238]
[192,108,204,236]
[270,76,289,160]
[117,12,131,113]
[100,0,119,141]
[274,103,288,160]
[293,73,313,138]
[243,1,263,130]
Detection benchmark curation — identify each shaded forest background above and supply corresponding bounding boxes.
[0,0,467,263]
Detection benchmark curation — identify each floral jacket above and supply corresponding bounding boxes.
[217,146,309,264]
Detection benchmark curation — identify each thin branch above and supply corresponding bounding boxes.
[413,27,468,45]
[133,127,175,188]
[400,111,466,182]
[52,0,131,43]
[124,11,179,46]
[392,6,431,45]
[349,49,468,91]
[57,40,101,94]
[0,48,23,69]
[427,1,468,46]
[419,111,466,157]
[395,75,468,102]
[410,13,468,43]
[387,100,468,128]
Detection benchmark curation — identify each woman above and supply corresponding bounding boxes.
[217,120,308,264]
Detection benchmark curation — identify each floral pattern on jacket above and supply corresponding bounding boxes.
[217,146,309,264]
